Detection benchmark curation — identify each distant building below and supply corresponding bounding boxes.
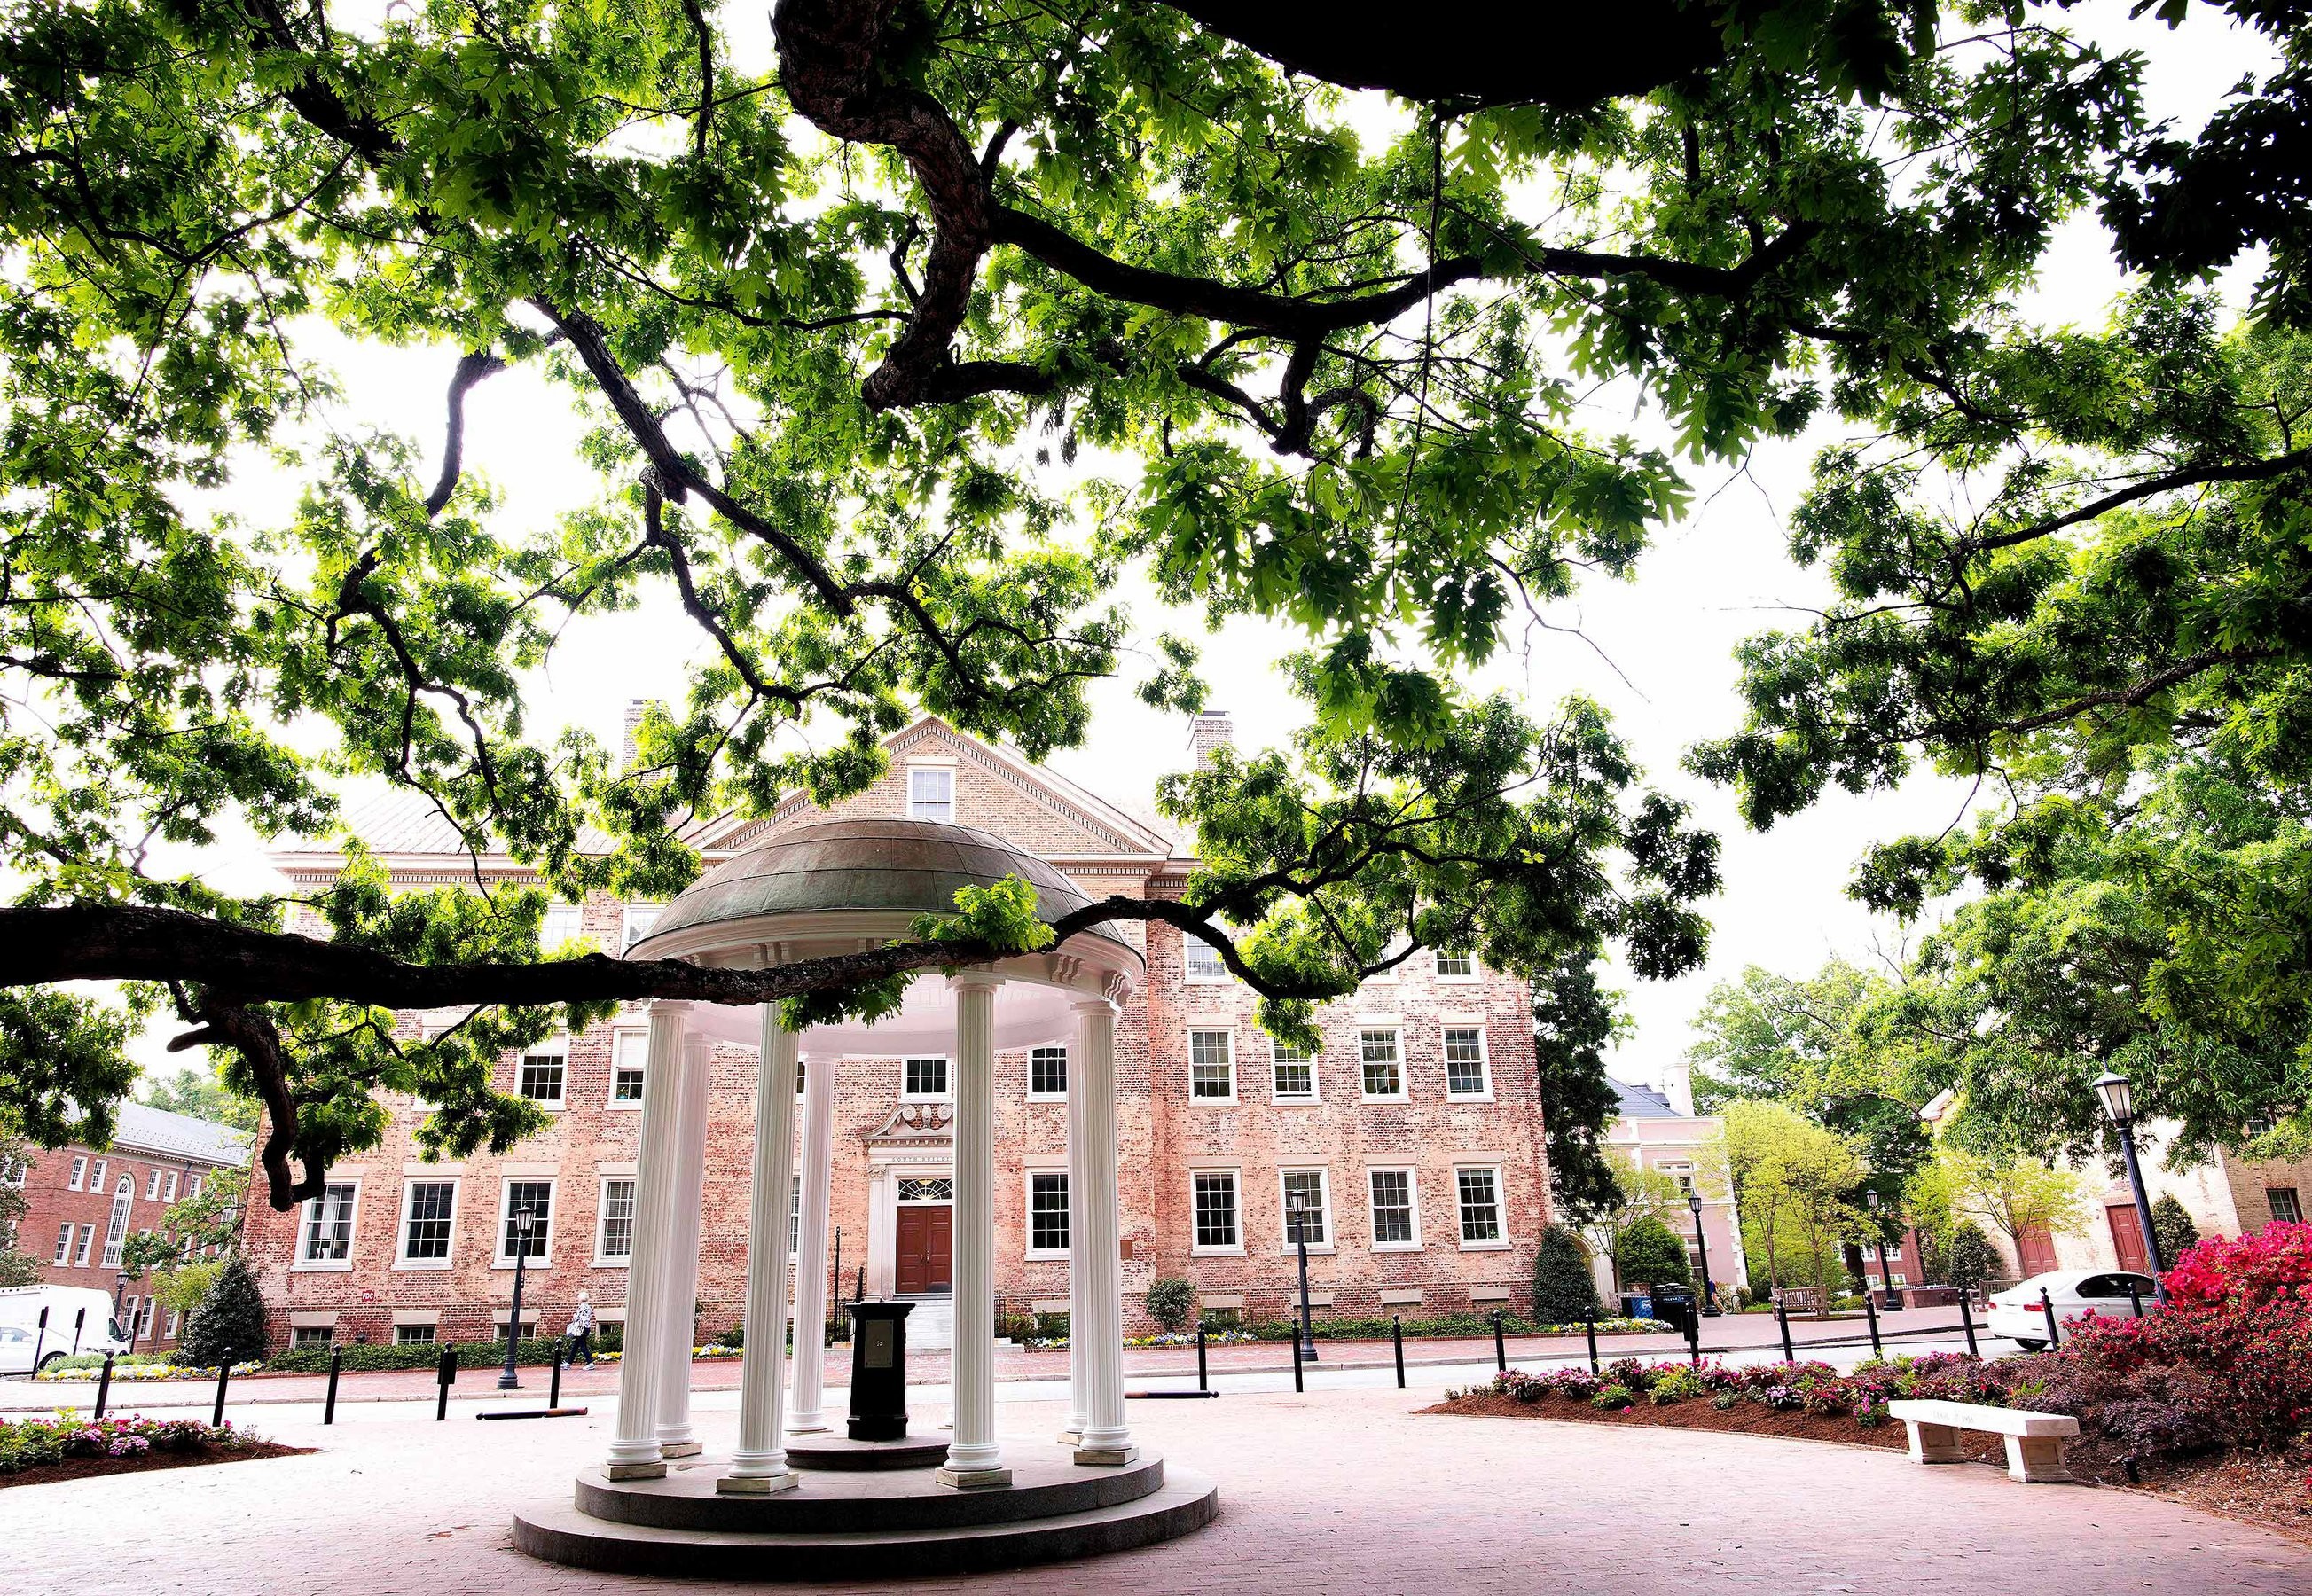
[9,1104,249,1349]
[1600,1063,1746,1298]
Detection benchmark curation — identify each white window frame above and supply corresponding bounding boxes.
[607,1028,648,1109]
[1268,1036,1320,1104]
[98,1176,134,1267]
[905,762,956,823]
[1027,1045,1068,1100]
[1433,951,1481,982]
[1278,1167,1334,1254]
[1441,1024,1493,1100]
[903,1055,952,1102]
[595,1175,639,1265]
[186,1174,202,1199]
[67,1154,85,1191]
[540,899,585,951]
[1358,1027,1407,1102]
[2270,1186,2304,1225]
[394,1322,437,1346]
[515,1037,569,1110]
[162,1170,180,1202]
[1454,1164,1509,1250]
[394,1177,458,1270]
[1025,1170,1070,1259]
[294,1181,360,1271]
[146,1168,162,1200]
[1187,1029,1237,1105]
[1190,1170,1244,1256]
[495,1178,557,1267]
[73,1223,95,1267]
[88,1158,106,1191]
[1368,1167,1422,1250]
[53,1223,72,1264]
[621,904,663,952]
[1181,934,1230,984]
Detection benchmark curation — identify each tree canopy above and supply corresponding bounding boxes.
[2,0,2308,1205]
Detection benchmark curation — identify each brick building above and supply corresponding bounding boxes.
[8,1103,248,1349]
[243,712,1550,1350]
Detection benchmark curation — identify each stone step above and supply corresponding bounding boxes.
[514,1465,1218,1579]
[898,1296,953,1350]
[575,1451,1164,1534]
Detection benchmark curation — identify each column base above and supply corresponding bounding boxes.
[605,1460,668,1481]
[657,1439,703,1459]
[1055,1428,1083,1446]
[935,1465,1014,1490]
[717,1469,800,1496]
[787,1420,830,1436]
[1073,1444,1140,1467]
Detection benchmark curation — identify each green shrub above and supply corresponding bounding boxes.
[994,1311,1037,1342]
[718,1321,743,1350]
[2150,1195,2199,1271]
[1946,1223,2000,1292]
[1648,1368,1706,1405]
[596,1321,623,1354]
[1033,1310,1070,1340]
[1532,1224,1601,1325]
[1589,1382,1635,1411]
[1143,1276,1195,1333]
[1613,1217,1691,1288]
[181,1256,266,1367]
[263,1336,571,1373]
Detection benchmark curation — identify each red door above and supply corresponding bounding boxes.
[895,1204,953,1295]
[2106,1204,2150,1273]
[2017,1223,2058,1277]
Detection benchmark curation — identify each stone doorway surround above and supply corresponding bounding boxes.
[863,1103,956,1301]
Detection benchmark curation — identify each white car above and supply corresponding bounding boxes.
[0,1284,131,1373]
[1987,1268,2158,1350]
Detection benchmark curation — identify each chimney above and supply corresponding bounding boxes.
[621,699,654,771]
[1660,1059,1696,1119]
[1187,709,1234,770]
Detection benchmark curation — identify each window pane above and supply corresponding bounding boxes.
[1444,1029,1487,1095]
[502,1180,553,1258]
[1189,1031,1234,1099]
[541,901,585,951]
[1031,1171,1070,1252]
[1030,1046,1068,1096]
[897,1177,954,1201]
[1193,1172,1239,1248]
[1282,1170,1328,1246]
[518,1052,566,1104]
[395,1323,437,1345]
[302,1184,355,1264]
[1435,951,1476,977]
[599,1178,637,1259]
[622,905,662,951]
[1183,936,1227,981]
[293,1326,333,1349]
[53,1224,71,1264]
[2271,1187,2304,1224]
[402,1181,456,1261]
[1457,1170,1502,1243]
[908,766,954,822]
[1360,1030,1402,1097]
[1270,1039,1315,1099]
[611,1031,647,1102]
[905,1057,950,1097]
[1370,1170,1415,1245]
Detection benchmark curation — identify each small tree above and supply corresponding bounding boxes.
[1614,1216,1692,1288]
[180,1256,267,1367]
[1945,1223,2001,1293]
[1532,1225,1602,1324]
[1143,1276,1195,1334]
[2151,1194,2200,1271]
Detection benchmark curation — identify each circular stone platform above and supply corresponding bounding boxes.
[784,1432,952,1472]
[513,1449,1218,1578]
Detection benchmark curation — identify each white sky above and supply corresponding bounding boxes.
[125,7,2277,1085]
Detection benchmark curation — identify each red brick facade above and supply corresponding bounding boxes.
[245,718,1550,1348]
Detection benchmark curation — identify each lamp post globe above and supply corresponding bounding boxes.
[1685,1191,1720,1316]
[1286,1188,1319,1362]
[499,1206,536,1390]
[2092,1071,2168,1303]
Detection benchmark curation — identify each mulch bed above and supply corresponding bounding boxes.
[1425,1394,2312,1546]
[0,1441,312,1490]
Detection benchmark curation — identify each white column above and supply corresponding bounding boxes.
[606,1001,689,1479]
[938,973,1009,1488]
[654,1032,712,1458]
[787,1045,835,1433]
[1061,1037,1088,1444]
[722,1007,801,1494]
[1072,996,1136,1465]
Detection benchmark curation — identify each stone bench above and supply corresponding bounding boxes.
[1887,1399,2081,1483]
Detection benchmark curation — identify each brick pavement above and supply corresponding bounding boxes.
[3,1376,2301,1594]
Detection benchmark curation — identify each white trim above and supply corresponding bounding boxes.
[493,1176,557,1268]
[606,1027,648,1109]
[902,1054,952,1102]
[1357,1026,1408,1102]
[620,903,663,953]
[1452,1163,1509,1250]
[1181,933,1231,985]
[292,1180,360,1272]
[1026,1044,1069,1101]
[1024,1168,1070,1260]
[67,1154,85,1192]
[593,1173,639,1267]
[1433,951,1481,982]
[1188,1168,1245,1256]
[1366,1165,1423,1251]
[1187,1026,1237,1105]
[1440,1022,1493,1101]
[905,761,957,824]
[1276,1166,1336,1255]
[1267,1035,1320,1105]
[393,1176,459,1270]
[514,1036,569,1111]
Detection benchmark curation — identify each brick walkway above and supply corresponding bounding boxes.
[1,1379,2300,1593]
[2,1305,1979,1412]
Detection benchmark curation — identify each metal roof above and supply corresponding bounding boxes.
[1607,1076,1682,1120]
[110,1102,250,1166]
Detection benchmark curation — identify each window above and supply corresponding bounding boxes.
[498,1180,553,1263]
[1192,1171,1241,1251]
[517,1045,567,1107]
[99,1177,133,1267]
[67,1155,85,1191]
[74,1224,95,1266]
[1029,1171,1070,1255]
[299,1183,357,1266]
[1443,1028,1491,1099]
[896,1177,953,1201]
[1455,1168,1505,1246]
[609,1030,647,1105]
[496,1317,538,1342]
[136,1299,154,1337]
[597,1177,638,1262]
[1269,1037,1317,1102]
[907,764,955,823]
[166,1309,181,1338]
[144,1168,161,1200]
[1281,1169,1330,1248]
[904,1056,950,1099]
[797,1054,806,1096]
[1188,1030,1235,1101]
[1183,935,1228,982]
[398,1180,457,1265]
[186,1174,202,1200]
[394,1323,436,1345]
[53,1223,72,1264]
[1435,951,1477,979]
[292,1325,333,1350]
[2270,1186,2305,1224]
[541,900,585,951]
[163,1170,180,1202]
[621,904,662,951]
[1369,1169,1419,1248]
[1360,1029,1405,1099]
[1029,1046,1068,1099]
[790,1172,803,1252]
[89,1159,106,1191]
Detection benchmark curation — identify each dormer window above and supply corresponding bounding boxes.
[908,765,954,823]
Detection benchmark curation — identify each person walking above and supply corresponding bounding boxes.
[565,1291,595,1366]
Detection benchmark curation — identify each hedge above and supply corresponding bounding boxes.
[265,1335,571,1373]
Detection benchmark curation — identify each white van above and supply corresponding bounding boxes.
[0,1285,131,1373]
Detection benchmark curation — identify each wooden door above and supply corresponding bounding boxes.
[895,1204,954,1295]
[2017,1222,2058,1277]
[2106,1204,2150,1273]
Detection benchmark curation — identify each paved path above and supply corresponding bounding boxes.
[1,1305,1987,1414]
[3,1379,2299,1594]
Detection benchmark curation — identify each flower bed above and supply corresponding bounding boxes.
[0,1412,305,1487]
[36,1358,262,1383]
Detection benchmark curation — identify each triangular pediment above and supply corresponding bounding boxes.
[863,1100,955,1145]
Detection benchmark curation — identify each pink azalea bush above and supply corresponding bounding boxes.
[0,1412,255,1475]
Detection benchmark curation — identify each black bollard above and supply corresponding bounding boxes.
[324,1348,342,1425]
[1864,1291,1882,1357]
[1195,1323,1208,1393]
[1959,1291,1979,1358]
[1685,1302,1702,1366]
[31,1306,48,1373]
[2127,1278,2145,1321]
[95,1353,114,1419]
[212,1358,230,1427]
[1290,1323,1304,1393]
[1493,1312,1506,1373]
[550,1342,564,1410]
[2040,1287,2061,1348]
[1392,1316,1406,1389]
[1584,1303,1600,1375]
[1775,1299,1794,1362]
[436,1343,457,1420]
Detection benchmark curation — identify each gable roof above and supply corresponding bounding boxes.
[1607,1076,1682,1120]
[111,1103,250,1166]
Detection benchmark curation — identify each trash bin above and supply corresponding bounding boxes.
[1619,1291,1653,1323]
[1650,1286,1696,1334]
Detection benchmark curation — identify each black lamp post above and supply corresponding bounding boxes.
[1685,1192,1720,1316]
[1286,1187,1320,1363]
[498,1206,535,1390]
[1864,1190,1902,1311]
[113,1271,134,1350]
[2093,1070,2168,1305]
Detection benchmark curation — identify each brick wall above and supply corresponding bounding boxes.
[12,1141,235,1349]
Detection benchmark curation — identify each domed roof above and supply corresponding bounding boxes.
[632,817,1130,955]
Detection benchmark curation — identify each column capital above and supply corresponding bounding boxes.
[649,998,696,1016]
[947,971,1006,995]
[1069,995,1117,1017]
